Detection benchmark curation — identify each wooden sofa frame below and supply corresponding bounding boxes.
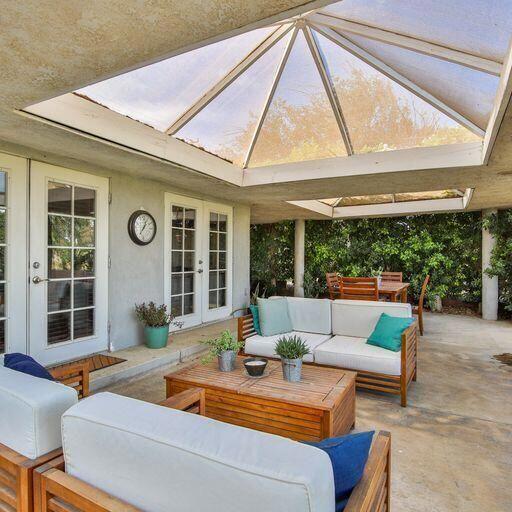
[238,314,418,407]
[0,362,89,512]
[34,387,390,512]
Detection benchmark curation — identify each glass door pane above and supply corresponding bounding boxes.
[0,172,6,353]
[208,212,228,309]
[170,205,196,317]
[47,182,96,345]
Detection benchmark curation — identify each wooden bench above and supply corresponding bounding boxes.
[239,313,418,407]
[0,362,89,512]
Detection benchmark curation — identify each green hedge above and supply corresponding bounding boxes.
[251,212,484,307]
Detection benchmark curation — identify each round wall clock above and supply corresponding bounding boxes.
[128,210,157,245]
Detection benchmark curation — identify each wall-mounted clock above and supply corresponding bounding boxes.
[128,210,157,245]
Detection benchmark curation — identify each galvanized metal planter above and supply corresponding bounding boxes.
[281,357,303,382]
[218,350,237,372]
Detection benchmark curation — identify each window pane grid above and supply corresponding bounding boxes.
[0,177,5,353]
[47,182,96,345]
[208,212,227,310]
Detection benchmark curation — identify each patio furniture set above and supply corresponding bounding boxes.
[0,348,390,512]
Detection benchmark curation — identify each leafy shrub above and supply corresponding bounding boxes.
[201,329,244,363]
[275,335,311,360]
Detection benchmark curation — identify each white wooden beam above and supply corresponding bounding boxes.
[308,13,502,76]
[242,27,298,168]
[243,141,483,186]
[483,39,512,164]
[287,200,333,217]
[311,25,486,137]
[303,25,353,155]
[165,24,294,135]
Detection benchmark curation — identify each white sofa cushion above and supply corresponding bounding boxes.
[285,297,332,334]
[245,331,332,363]
[314,335,401,376]
[62,393,334,512]
[0,364,78,459]
[332,300,412,338]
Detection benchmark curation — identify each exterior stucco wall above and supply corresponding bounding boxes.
[107,172,250,350]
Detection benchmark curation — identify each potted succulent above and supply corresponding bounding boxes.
[135,302,182,349]
[201,329,243,372]
[274,335,310,382]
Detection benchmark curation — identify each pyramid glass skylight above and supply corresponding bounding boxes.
[74,0,509,169]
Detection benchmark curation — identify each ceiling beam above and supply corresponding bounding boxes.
[242,27,298,168]
[311,24,485,137]
[308,13,502,76]
[303,25,353,155]
[165,23,294,135]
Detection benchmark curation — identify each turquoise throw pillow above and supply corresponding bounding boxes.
[249,304,262,335]
[367,313,413,352]
[257,297,292,337]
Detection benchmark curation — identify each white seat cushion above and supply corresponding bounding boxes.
[285,297,332,334]
[245,331,332,363]
[62,393,334,512]
[0,364,78,459]
[314,335,401,376]
[332,300,412,338]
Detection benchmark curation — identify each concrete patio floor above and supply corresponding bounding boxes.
[100,312,512,512]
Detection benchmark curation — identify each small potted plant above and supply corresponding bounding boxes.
[201,329,243,372]
[135,302,182,349]
[274,335,310,382]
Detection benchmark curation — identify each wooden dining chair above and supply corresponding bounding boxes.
[326,272,341,299]
[412,275,430,335]
[340,277,379,301]
[381,271,403,282]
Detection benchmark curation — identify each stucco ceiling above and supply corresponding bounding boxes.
[1,0,512,223]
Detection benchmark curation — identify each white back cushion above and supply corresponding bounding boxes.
[332,300,412,338]
[63,393,334,512]
[0,365,78,459]
[285,297,332,334]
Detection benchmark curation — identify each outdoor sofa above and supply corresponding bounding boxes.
[239,297,418,407]
[0,356,89,512]
[35,392,391,512]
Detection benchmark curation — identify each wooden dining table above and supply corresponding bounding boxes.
[379,281,410,303]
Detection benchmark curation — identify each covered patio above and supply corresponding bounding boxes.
[1,1,512,511]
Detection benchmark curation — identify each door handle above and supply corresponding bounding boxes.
[197,269,203,274]
[32,276,49,284]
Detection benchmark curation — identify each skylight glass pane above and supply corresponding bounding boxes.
[174,32,291,167]
[339,194,394,206]
[346,34,499,129]
[322,0,512,62]
[394,190,461,202]
[76,27,274,131]
[249,30,347,167]
[315,32,480,155]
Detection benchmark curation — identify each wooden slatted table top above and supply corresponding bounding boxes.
[165,357,356,411]
[379,281,410,293]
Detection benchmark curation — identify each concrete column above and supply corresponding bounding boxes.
[482,209,499,320]
[294,219,305,297]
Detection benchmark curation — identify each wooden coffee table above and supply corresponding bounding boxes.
[164,357,356,442]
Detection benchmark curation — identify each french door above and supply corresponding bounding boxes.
[29,162,109,365]
[165,193,232,330]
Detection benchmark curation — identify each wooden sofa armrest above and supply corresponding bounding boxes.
[160,387,205,415]
[49,361,90,399]
[401,320,418,379]
[345,431,391,512]
[38,467,140,512]
[238,313,255,342]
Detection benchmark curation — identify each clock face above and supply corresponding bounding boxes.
[129,210,156,245]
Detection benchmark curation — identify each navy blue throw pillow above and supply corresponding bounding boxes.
[305,431,374,509]
[4,353,55,381]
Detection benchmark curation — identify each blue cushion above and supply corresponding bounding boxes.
[257,297,292,337]
[4,353,55,381]
[249,304,261,335]
[367,313,413,352]
[305,431,374,507]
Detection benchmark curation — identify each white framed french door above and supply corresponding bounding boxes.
[165,193,232,329]
[0,153,28,356]
[29,161,109,366]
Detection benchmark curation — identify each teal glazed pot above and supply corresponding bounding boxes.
[144,324,170,349]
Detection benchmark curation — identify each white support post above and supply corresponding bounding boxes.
[482,209,499,320]
[294,219,305,297]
